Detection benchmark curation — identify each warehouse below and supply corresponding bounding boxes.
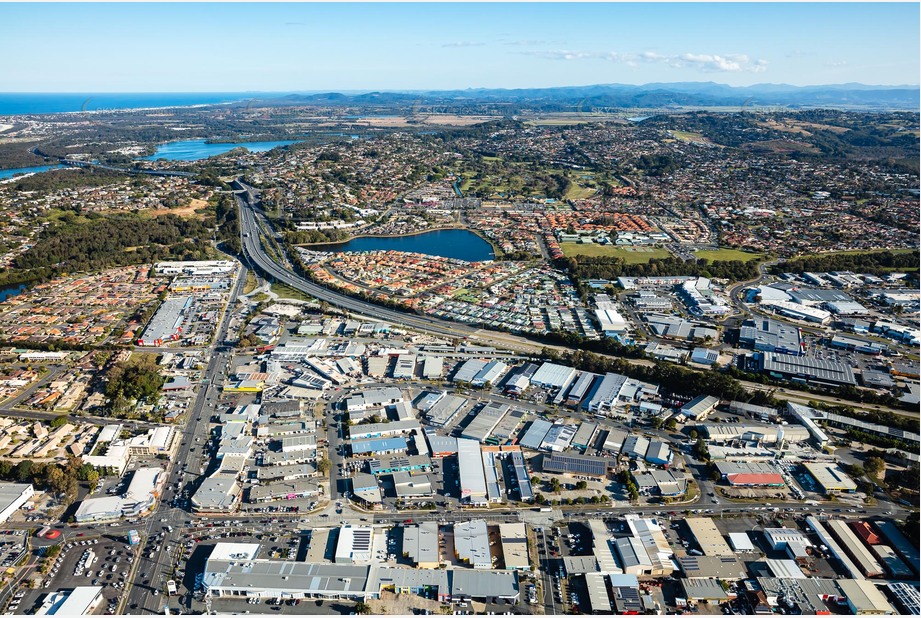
[836,579,896,615]
[644,313,718,341]
[678,555,747,579]
[349,420,420,440]
[644,441,672,467]
[461,402,509,443]
[137,296,191,346]
[760,299,832,324]
[887,582,920,615]
[542,453,609,479]
[728,533,755,553]
[785,403,831,448]
[875,521,920,575]
[490,408,526,444]
[621,435,649,460]
[351,474,382,507]
[346,388,404,412]
[425,395,467,428]
[680,395,720,420]
[624,515,674,576]
[571,422,598,451]
[415,391,445,413]
[457,438,488,506]
[392,471,434,500]
[738,318,802,356]
[350,437,408,456]
[872,545,913,579]
[454,520,492,569]
[585,573,612,613]
[682,578,731,603]
[499,523,530,571]
[615,536,653,576]
[367,455,430,476]
[403,522,440,568]
[35,586,104,616]
[611,577,644,614]
[452,359,488,384]
[583,373,628,413]
[420,356,444,379]
[335,526,374,565]
[715,461,785,487]
[804,462,857,494]
[825,519,884,578]
[425,433,458,458]
[540,423,577,452]
[509,451,533,501]
[807,517,866,580]
[758,351,856,387]
[471,360,508,387]
[392,354,417,380]
[565,372,600,407]
[518,419,552,450]
[764,527,813,561]
[249,480,319,503]
[685,518,734,557]
[530,362,577,390]
[601,428,627,454]
[754,577,843,615]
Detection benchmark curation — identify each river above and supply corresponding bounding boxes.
[142,139,300,161]
[313,229,494,262]
[0,165,64,180]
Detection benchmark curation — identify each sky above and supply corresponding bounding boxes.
[1,3,918,92]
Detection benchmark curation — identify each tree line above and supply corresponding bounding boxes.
[0,456,107,507]
[770,249,919,276]
[561,254,761,282]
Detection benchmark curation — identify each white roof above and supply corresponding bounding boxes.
[727,532,755,552]
[209,542,260,561]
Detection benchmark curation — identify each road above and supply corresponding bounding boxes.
[125,261,248,615]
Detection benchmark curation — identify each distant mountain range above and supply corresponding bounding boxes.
[251,82,920,111]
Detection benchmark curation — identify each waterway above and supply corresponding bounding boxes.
[142,139,299,161]
[313,229,494,262]
[0,283,28,303]
[0,165,64,180]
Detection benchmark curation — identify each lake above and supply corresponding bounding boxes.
[314,229,494,262]
[0,165,64,180]
[0,283,28,303]
[142,139,299,161]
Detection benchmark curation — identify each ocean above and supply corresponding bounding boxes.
[0,93,251,116]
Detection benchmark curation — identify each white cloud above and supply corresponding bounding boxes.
[521,49,769,73]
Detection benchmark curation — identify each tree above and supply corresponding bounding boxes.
[649,417,664,430]
[664,418,678,431]
[353,602,372,615]
[689,429,699,440]
[549,478,562,494]
[317,457,331,475]
[50,415,68,429]
[864,457,886,479]
[575,481,588,490]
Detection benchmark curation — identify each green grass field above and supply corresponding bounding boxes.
[561,243,671,263]
[695,249,765,262]
[270,283,312,302]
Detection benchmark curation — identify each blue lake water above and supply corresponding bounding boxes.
[0,93,248,115]
[0,165,64,180]
[143,139,299,161]
[0,283,28,302]
[314,229,494,262]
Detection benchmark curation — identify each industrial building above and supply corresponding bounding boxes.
[875,521,921,575]
[836,579,896,615]
[509,451,533,501]
[540,423,577,451]
[392,354,416,380]
[454,520,492,569]
[35,586,104,616]
[425,395,467,428]
[452,359,488,384]
[499,523,530,571]
[680,395,720,420]
[335,526,374,564]
[621,434,649,460]
[714,462,785,487]
[403,522,440,568]
[471,360,508,387]
[685,518,734,557]
[490,408,526,444]
[530,362,577,390]
[542,453,609,478]
[461,402,509,443]
[757,351,856,387]
[518,419,553,450]
[137,296,192,346]
[739,318,803,356]
[457,438,488,506]
[825,519,884,578]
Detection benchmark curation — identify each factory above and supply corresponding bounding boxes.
[757,351,857,387]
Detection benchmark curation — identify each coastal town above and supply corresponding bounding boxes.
[0,95,916,618]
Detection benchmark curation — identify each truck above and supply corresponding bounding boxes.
[166,580,178,596]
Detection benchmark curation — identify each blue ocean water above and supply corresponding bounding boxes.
[314,229,495,262]
[0,93,249,116]
[0,165,64,179]
[142,139,299,161]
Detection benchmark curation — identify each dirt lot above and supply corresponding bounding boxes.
[147,198,209,218]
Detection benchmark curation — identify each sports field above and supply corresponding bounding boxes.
[561,243,671,263]
[694,249,764,262]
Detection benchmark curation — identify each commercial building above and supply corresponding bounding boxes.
[499,523,530,571]
[685,518,734,557]
[137,296,191,346]
[728,533,756,553]
[872,545,913,579]
[621,435,649,460]
[249,480,319,503]
[367,455,431,476]
[420,356,444,379]
[75,467,165,522]
[644,441,672,467]
[351,473,382,507]
[764,527,812,561]
[887,582,920,615]
[452,359,488,384]
[393,471,433,499]
[624,515,674,576]
[585,573,612,613]
[392,354,417,380]
[804,462,858,494]
[191,475,242,514]
[345,388,404,412]
[540,423,577,452]
[335,526,374,565]
[349,420,420,441]
[35,586,104,616]
[0,483,34,524]
[739,318,803,356]
[644,313,718,341]
[677,555,746,580]
[715,462,785,487]
[471,360,507,387]
[760,299,832,324]
[807,517,866,580]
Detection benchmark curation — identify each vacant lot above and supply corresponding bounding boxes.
[562,243,671,263]
[695,249,764,262]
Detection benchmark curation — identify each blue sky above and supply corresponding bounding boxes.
[1,3,918,91]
